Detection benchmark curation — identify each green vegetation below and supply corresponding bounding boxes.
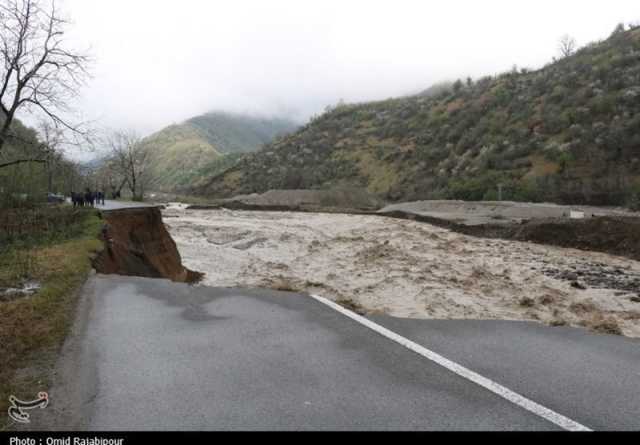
[197,27,640,207]
[0,206,102,429]
[140,124,222,194]
[142,112,298,193]
[0,118,83,208]
[185,153,245,190]
[188,112,298,155]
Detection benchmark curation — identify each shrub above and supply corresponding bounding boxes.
[627,185,640,210]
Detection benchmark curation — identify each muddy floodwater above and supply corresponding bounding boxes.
[163,204,640,337]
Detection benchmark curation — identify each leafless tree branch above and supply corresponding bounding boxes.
[0,0,92,154]
[106,129,151,200]
[558,34,577,59]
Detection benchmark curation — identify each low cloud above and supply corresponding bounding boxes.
[56,0,637,149]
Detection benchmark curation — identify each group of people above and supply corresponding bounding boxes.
[71,189,106,208]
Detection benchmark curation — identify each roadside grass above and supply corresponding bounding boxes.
[0,207,102,429]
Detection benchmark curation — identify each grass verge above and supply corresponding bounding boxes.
[0,207,102,430]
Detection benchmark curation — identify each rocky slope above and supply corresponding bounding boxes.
[195,26,640,207]
[143,112,298,193]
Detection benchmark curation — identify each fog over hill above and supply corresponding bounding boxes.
[60,0,638,147]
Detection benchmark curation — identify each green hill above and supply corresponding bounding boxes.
[195,26,640,208]
[188,112,299,155]
[143,112,298,192]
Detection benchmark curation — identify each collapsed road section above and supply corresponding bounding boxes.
[92,206,202,283]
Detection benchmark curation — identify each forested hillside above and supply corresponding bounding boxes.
[196,26,640,208]
[188,112,299,155]
[0,118,83,207]
[143,112,297,192]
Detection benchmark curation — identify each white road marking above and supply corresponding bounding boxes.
[310,294,592,432]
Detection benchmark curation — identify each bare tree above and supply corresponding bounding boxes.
[38,120,63,191]
[0,0,91,159]
[108,130,150,200]
[94,157,123,198]
[558,34,577,58]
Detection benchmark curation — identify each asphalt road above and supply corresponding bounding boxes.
[33,275,639,431]
[371,316,640,431]
[96,200,160,211]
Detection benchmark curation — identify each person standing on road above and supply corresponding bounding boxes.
[85,189,94,208]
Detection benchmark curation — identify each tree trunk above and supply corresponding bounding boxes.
[0,118,13,153]
[46,160,53,192]
[130,176,137,199]
[117,177,127,195]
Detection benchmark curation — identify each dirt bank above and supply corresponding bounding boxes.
[163,206,640,337]
[380,211,640,263]
[380,200,635,225]
[93,207,202,283]
[473,217,640,262]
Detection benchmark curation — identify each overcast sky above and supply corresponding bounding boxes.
[57,0,638,142]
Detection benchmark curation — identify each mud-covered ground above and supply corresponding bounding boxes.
[380,200,635,225]
[163,204,640,337]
